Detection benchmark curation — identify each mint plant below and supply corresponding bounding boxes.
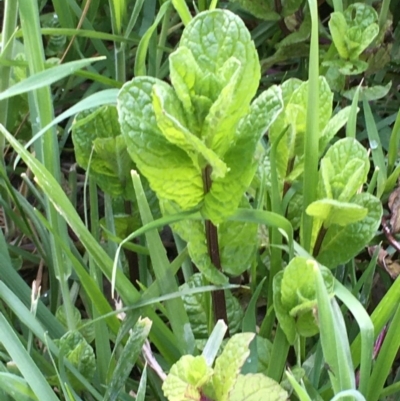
[328,3,379,75]
[162,332,288,401]
[273,256,335,344]
[117,10,283,285]
[263,76,382,261]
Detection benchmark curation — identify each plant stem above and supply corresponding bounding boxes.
[202,165,229,334]
[313,226,327,257]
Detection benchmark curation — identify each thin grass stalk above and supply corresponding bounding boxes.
[367,303,400,401]
[331,0,343,13]
[89,177,112,385]
[378,0,391,33]
[266,325,290,381]
[109,0,126,82]
[301,0,320,252]
[156,5,173,78]
[263,130,285,336]
[18,0,76,329]
[0,0,18,235]
[0,0,18,155]
[387,109,400,173]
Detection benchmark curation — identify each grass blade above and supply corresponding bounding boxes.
[367,303,400,401]
[363,99,387,198]
[0,314,60,401]
[335,281,373,396]
[104,318,151,401]
[0,57,105,101]
[131,171,195,355]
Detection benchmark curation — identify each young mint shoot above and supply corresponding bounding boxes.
[117,10,284,282]
[162,333,288,401]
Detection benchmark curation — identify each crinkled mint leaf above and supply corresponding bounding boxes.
[162,355,213,401]
[229,0,280,20]
[169,46,213,134]
[323,58,368,75]
[181,273,244,338]
[267,77,332,195]
[318,106,352,153]
[274,257,335,343]
[344,3,379,59]
[306,199,367,227]
[178,10,260,156]
[229,373,288,401]
[152,84,227,179]
[56,305,81,329]
[319,138,369,201]
[213,333,255,401]
[344,3,378,29]
[330,4,378,61]
[342,82,392,102]
[160,200,227,284]
[273,271,297,344]
[118,76,204,210]
[218,214,258,276]
[329,12,350,59]
[317,193,382,268]
[56,331,96,388]
[256,336,272,375]
[56,305,94,343]
[161,199,258,282]
[286,77,333,156]
[203,85,283,222]
[71,105,135,199]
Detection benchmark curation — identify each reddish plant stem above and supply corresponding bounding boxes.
[202,165,229,335]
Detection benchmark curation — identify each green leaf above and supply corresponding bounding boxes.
[229,373,288,401]
[162,198,259,282]
[174,9,261,156]
[0,56,105,101]
[273,271,297,344]
[213,333,255,401]
[169,46,213,134]
[329,12,349,59]
[56,331,96,388]
[318,138,369,202]
[342,82,392,102]
[0,373,38,401]
[329,4,379,61]
[317,193,382,268]
[120,10,281,225]
[181,273,244,338]
[71,105,135,199]
[229,0,280,20]
[286,77,333,150]
[323,59,368,75]
[152,83,227,179]
[118,76,204,210]
[162,355,213,401]
[306,199,367,227]
[267,77,331,191]
[318,106,352,153]
[104,318,152,401]
[273,257,335,344]
[344,3,378,59]
[202,85,283,222]
[256,336,273,375]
